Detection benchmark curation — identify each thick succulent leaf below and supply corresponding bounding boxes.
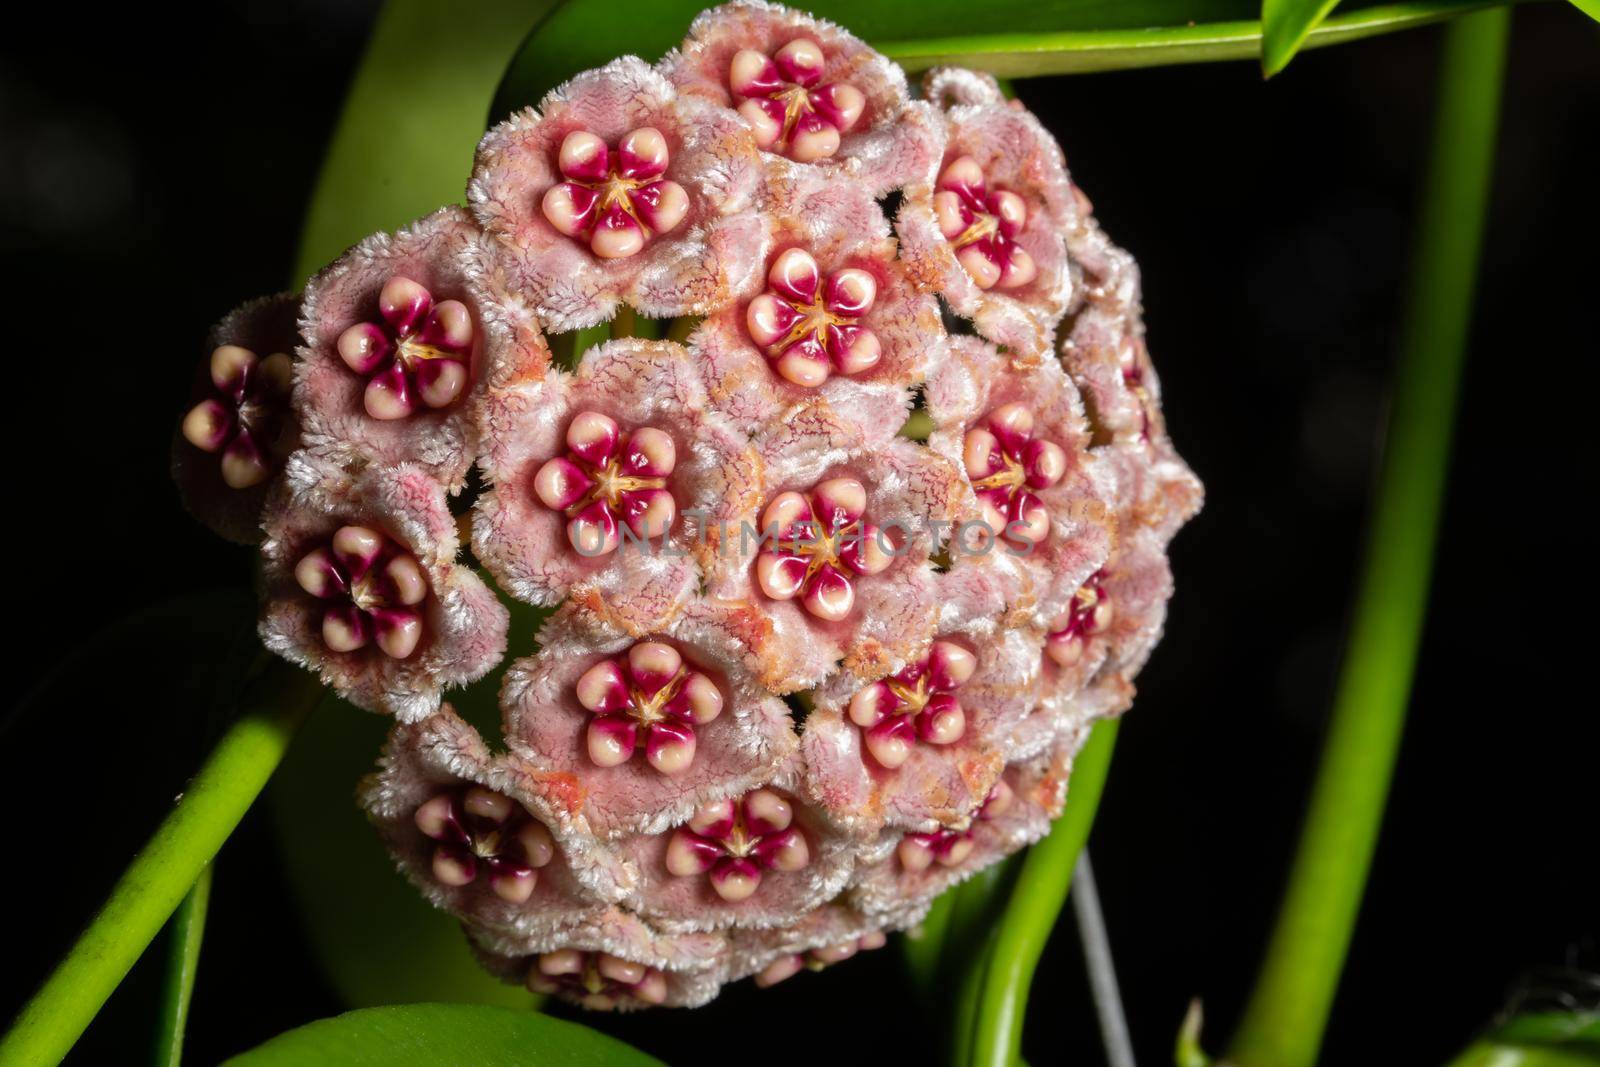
[294,0,559,283]
[1445,1012,1600,1067]
[1261,0,1345,75]
[223,1004,664,1066]
[492,0,1515,115]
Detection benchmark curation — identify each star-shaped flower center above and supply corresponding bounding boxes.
[754,930,889,988]
[1119,336,1155,440]
[754,476,894,622]
[335,275,474,421]
[728,37,865,162]
[294,524,428,659]
[746,247,882,386]
[847,640,978,768]
[897,780,1015,872]
[412,785,556,904]
[573,640,725,775]
[1046,571,1113,668]
[534,410,677,556]
[933,155,1038,291]
[963,403,1068,548]
[541,127,690,259]
[526,950,668,1008]
[181,343,292,489]
[665,788,811,902]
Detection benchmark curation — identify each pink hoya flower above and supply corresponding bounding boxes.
[172,294,301,544]
[298,207,519,492]
[852,732,1081,916]
[846,639,978,770]
[689,169,941,436]
[614,761,855,933]
[665,0,940,194]
[473,338,761,637]
[180,1,1200,1006]
[362,706,632,943]
[471,908,729,1009]
[1037,528,1177,733]
[925,336,1117,624]
[259,460,507,720]
[664,787,811,903]
[702,403,968,691]
[500,599,798,837]
[898,68,1079,362]
[727,902,905,988]
[1061,237,1204,546]
[1039,218,1202,736]
[801,561,1045,835]
[754,928,887,987]
[471,56,767,332]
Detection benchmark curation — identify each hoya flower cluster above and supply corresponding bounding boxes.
[172,1,1199,1010]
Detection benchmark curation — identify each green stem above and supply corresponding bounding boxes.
[901,890,955,1004]
[966,717,1120,1067]
[151,865,214,1067]
[0,660,322,1067]
[664,316,700,344]
[610,306,638,339]
[949,885,1002,1067]
[1226,10,1508,1065]
[871,1,1515,77]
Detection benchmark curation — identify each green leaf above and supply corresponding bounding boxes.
[223,1003,664,1066]
[900,890,955,1003]
[1446,1011,1600,1067]
[1261,0,1345,76]
[1567,0,1600,20]
[293,0,560,284]
[1490,1013,1600,1047]
[491,0,1514,116]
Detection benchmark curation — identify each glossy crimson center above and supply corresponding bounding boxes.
[293,525,429,660]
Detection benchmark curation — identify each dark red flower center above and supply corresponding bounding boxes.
[412,785,556,904]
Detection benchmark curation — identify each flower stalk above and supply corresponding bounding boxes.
[1226,9,1510,1065]
[0,659,322,1067]
[963,717,1120,1067]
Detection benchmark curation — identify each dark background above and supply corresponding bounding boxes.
[2,4,1596,1065]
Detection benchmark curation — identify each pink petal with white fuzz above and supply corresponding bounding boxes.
[894,75,1079,362]
[500,599,800,837]
[469,911,728,1008]
[472,340,757,633]
[689,172,939,439]
[259,460,507,720]
[663,1,934,193]
[296,207,506,492]
[850,731,1087,917]
[614,762,855,934]
[360,706,631,946]
[470,58,765,332]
